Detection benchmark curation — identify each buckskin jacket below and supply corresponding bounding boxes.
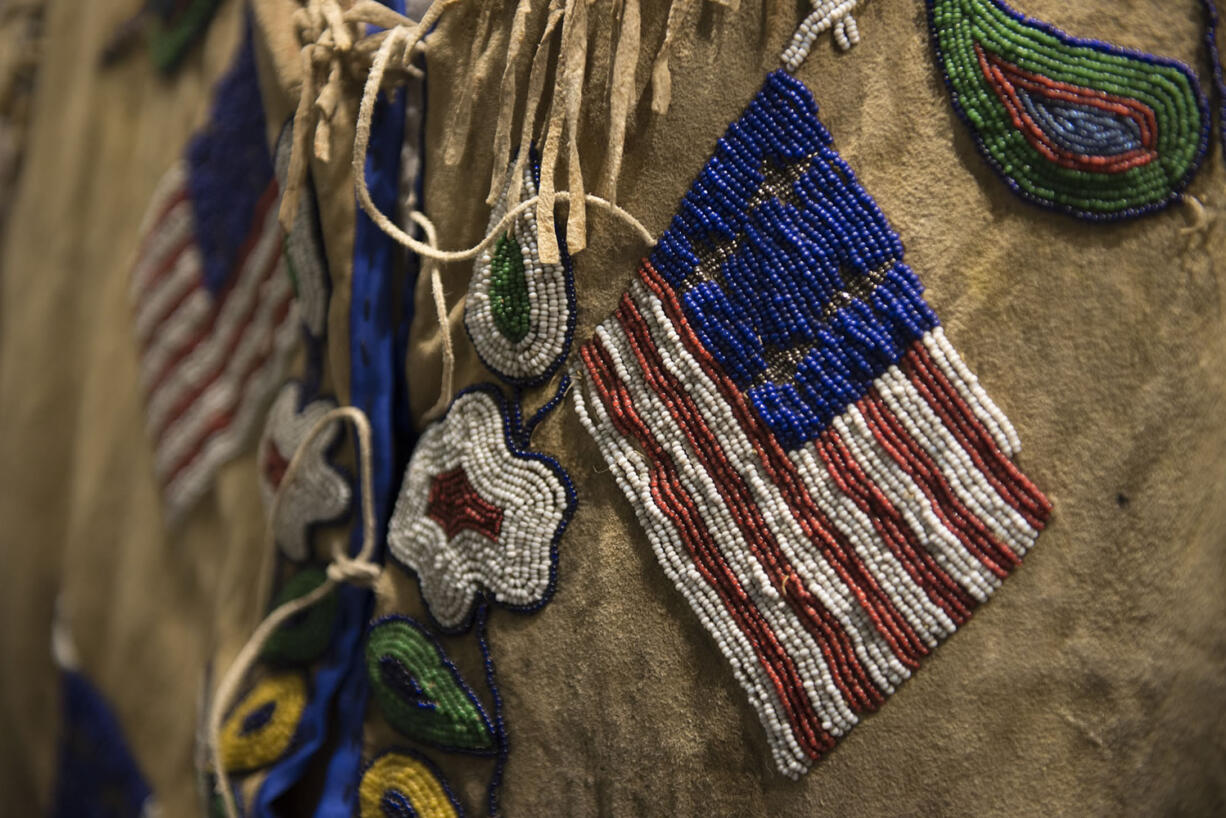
[1,1,1225,816]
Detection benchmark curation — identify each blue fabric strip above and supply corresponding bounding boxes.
[313,6,411,813]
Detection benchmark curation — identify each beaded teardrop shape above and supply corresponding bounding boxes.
[365,616,496,754]
[464,149,576,386]
[928,0,1209,219]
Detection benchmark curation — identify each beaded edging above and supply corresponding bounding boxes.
[464,148,578,387]
[386,383,576,632]
[927,0,1210,220]
[573,70,1052,777]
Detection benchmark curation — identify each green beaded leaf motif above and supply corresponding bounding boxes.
[928,0,1209,219]
[464,150,576,386]
[260,568,337,666]
[365,616,496,755]
[489,234,531,343]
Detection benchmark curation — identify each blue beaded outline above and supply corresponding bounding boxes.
[357,745,467,818]
[463,145,579,389]
[925,0,1213,221]
[365,614,500,758]
[390,381,576,636]
[1201,0,1226,154]
[475,602,508,818]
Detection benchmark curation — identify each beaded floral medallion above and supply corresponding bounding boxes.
[573,69,1052,777]
[927,0,1210,219]
[387,385,575,631]
[257,381,353,562]
[464,150,577,387]
[130,30,298,524]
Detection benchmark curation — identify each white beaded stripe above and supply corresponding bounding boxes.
[141,195,285,417]
[630,282,906,720]
[134,241,204,344]
[593,319,856,737]
[572,369,814,779]
[788,443,950,670]
[131,201,198,327]
[130,162,191,299]
[154,268,296,478]
[836,405,1002,602]
[875,367,1039,556]
[925,328,1022,458]
[161,296,299,521]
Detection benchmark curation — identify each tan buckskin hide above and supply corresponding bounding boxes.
[1,1,1224,815]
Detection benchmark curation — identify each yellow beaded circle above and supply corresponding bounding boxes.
[219,673,307,773]
[358,750,461,818]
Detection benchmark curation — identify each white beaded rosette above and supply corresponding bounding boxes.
[387,385,575,631]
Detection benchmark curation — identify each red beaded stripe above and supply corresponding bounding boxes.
[859,392,1019,578]
[902,344,1052,529]
[162,289,294,486]
[976,44,1159,173]
[581,336,833,759]
[614,292,904,701]
[153,236,287,443]
[144,181,281,395]
[816,428,974,624]
[640,260,932,704]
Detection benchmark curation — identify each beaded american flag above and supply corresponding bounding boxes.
[129,32,297,523]
[573,70,1051,777]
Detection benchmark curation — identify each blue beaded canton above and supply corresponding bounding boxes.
[649,70,937,451]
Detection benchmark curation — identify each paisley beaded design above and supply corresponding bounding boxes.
[219,673,308,773]
[464,151,577,386]
[358,749,464,818]
[258,382,353,562]
[365,616,496,754]
[260,568,337,666]
[928,0,1209,219]
[573,70,1051,778]
[387,385,575,631]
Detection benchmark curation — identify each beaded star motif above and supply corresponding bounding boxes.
[927,0,1210,219]
[573,70,1052,778]
[463,150,577,387]
[258,381,353,563]
[387,385,576,631]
